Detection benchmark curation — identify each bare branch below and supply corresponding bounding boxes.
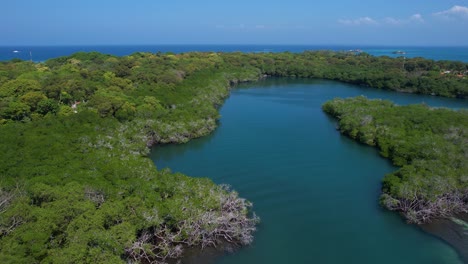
[124,186,259,263]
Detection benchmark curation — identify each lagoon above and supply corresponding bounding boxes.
[151,78,467,264]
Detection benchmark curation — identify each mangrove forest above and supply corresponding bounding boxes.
[0,50,467,263]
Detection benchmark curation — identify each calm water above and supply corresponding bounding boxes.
[1,45,468,62]
[151,79,468,264]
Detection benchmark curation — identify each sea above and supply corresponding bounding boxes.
[1,45,468,62]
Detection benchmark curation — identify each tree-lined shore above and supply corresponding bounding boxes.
[0,51,467,263]
[323,97,467,224]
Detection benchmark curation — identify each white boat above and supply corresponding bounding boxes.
[13,50,20,53]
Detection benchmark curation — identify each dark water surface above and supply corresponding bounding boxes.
[151,79,467,264]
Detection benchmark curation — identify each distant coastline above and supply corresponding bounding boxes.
[1,45,468,62]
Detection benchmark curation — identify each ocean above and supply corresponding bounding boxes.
[1,45,468,62]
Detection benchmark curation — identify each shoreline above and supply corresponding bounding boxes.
[1,51,466,262]
[323,97,467,263]
[420,213,468,263]
[152,78,467,263]
[2,45,468,63]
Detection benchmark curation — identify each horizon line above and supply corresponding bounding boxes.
[1,44,468,48]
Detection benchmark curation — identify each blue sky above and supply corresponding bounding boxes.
[2,0,468,46]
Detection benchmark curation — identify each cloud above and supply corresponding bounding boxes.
[339,6,468,27]
[383,17,402,25]
[338,17,378,26]
[383,14,424,25]
[341,14,424,26]
[434,5,468,18]
[410,14,424,23]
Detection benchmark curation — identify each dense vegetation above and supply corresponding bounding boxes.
[0,51,467,263]
[254,51,468,98]
[323,97,468,223]
[0,52,260,263]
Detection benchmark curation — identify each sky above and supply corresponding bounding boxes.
[2,0,468,46]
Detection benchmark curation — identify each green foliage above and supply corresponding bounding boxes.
[323,97,468,222]
[0,52,263,263]
[0,79,41,97]
[20,91,47,111]
[1,100,31,121]
[37,99,59,115]
[1,51,467,261]
[1,51,466,123]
